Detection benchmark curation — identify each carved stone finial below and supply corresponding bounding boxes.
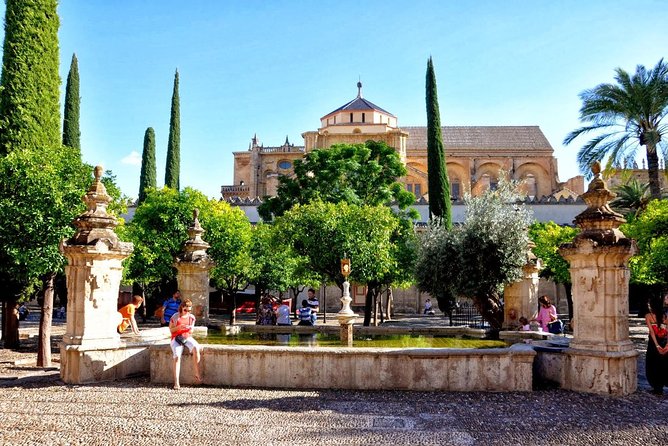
[176,208,210,263]
[570,160,627,246]
[65,165,120,247]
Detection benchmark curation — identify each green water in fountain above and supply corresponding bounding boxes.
[198,331,506,348]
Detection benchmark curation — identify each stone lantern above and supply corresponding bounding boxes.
[174,209,214,325]
[559,161,638,395]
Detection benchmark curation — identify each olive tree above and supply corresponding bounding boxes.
[416,181,533,329]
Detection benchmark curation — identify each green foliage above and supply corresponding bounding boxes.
[62,53,80,151]
[564,59,668,199]
[0,0,61,155]
[426,57,452,227]
[416,180,533,328]
[610,178,651,219]
[528,221,579,285]
[274,201,402,287]
[248,223,319,295]
[621,199,668,285]
[138,127,157,204]
[123,187,253,295]
[100,169,130,217]
[164,70,180,190]
[258,141,416,221]
[0,146,89,298]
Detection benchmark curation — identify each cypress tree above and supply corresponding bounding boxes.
[164,69,180,190]
[138,127,156,204]
[62,53,81,151]
[0,0,61,154]
[426,57,452,228]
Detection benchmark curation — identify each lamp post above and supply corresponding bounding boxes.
[337,256,356,346]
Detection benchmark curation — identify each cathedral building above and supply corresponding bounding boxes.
[221,82,584,201]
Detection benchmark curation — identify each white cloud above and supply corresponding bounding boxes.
[121,151,142,166]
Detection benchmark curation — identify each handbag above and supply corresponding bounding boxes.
[174,334,188,346]
[547,319,564,334]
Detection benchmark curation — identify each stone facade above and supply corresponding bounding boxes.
[222,83,584,201]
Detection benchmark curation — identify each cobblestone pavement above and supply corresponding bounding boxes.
[1,317,667,445]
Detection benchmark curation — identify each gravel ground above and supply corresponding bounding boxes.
[1,318,667,445]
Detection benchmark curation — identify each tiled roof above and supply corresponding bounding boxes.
[324,97,395,118]
[403,126,553,151]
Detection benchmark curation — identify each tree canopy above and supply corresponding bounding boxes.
[0,0,61,155]
[426,56,452,227]
[122,187,253,300]
[62,53,80,151]
[564,59,668,199]
[164,69,180,190]
[416,181,533,329]
[138,127,157,205]
[621,199,668,286]
[258,141,416,221]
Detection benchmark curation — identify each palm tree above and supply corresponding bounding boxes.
[610,178,650,219]
[564,59,668,199]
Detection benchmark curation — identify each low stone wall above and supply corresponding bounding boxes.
[149,343,536,392]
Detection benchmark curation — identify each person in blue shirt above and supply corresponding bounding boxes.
[298,299,316,326]
[161,290,181,327]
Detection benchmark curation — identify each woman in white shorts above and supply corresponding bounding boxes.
[169,299,202,389]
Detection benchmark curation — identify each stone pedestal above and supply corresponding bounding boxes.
[60,166,134,384]
[503,248,541,330]
[175,210,214,324]
[337,280,356,347]
[558,162,638,395]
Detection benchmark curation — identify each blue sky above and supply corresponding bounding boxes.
[2,1,666,199]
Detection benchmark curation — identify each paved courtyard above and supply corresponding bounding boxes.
[1,317,667,445]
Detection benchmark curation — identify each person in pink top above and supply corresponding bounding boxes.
[169,299,202,389]
[532,295,558,332]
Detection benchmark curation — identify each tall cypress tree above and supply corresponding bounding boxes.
[0,0,61,154]
[426,57,452,228]
[164,69,180,190]
[62,53,81,151]
[138,127,156,205]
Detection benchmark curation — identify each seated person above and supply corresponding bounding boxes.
[306,288,320,312]
[518,316,531,331]
[298,299,316,326]
[117,295,143,335]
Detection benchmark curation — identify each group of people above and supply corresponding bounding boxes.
[256,288,320,327]
[517,295,564,334]
[116,290,202,390]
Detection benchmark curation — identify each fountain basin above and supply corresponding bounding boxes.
[149,343,535,391]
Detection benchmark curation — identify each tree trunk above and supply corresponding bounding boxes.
[472,292,503,330]
[373,291,378,326]
[228,292,237,326]
[37,273,55,367]
[646,143,662,199]
[363,285,375,327]
[385,288,393,321]
[564,282,574,329]
[2,298,20,349]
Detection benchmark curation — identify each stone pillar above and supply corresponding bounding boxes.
[60,166,134,382]
[503,245,541,330]
[174,209,214,325]
[559,162,638,395]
